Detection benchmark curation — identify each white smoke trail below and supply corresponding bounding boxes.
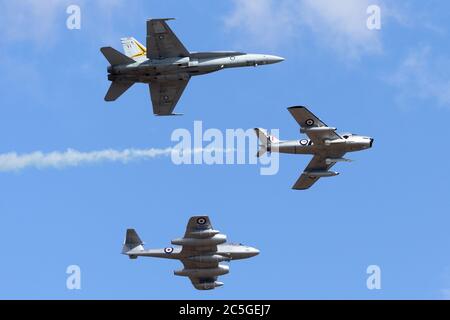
[0,147,237,172]
[0,148,174,172]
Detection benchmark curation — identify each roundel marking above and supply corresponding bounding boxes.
[163,95,169,101]
[230,56,235,61]
[300,139,308,146]
[305,119,314,126]
[197,217,207,225]
[164,247,174,254]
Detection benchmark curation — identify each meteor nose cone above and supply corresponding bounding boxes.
[248,247,260,257]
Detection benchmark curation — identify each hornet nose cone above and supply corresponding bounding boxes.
[267,55,285,64]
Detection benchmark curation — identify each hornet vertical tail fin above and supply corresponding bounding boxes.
[120,37,147,59]
[122,229,145,258]
[254,128,279,157]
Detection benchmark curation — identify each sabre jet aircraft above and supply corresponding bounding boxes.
[122,216,259,290]
[255,106,374,190]
[101,18,284,116]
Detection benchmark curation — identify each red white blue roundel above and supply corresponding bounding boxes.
[305,119,314,126]
[197,217,207,225]
[164,247,173,254]
[300,139,308,146]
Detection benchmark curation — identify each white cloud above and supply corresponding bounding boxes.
[224,0,384,58]
[0,0,64,44]
[386,46,450,108]
[0,147,173,172]
[0,0,128,46]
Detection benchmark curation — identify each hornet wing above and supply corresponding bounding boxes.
[146,18,189,59]
[288,106,341,145]
[149,78,190,115]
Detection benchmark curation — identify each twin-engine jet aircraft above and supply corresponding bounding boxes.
[255,106,374,190]
[122,216,259,290]
[101,18,284,116]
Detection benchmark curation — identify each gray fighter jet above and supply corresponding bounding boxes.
[101,18,284,116]
[122,216,259,290]
[255,106,374,190]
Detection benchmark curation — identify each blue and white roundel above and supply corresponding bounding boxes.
[300,139,308,146]
[164,247,173,254]
[305,119,314,126]
[197,217,206,225]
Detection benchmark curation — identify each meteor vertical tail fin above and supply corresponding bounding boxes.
[122,229,145,257]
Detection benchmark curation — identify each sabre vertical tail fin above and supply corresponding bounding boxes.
[254,128,279,157]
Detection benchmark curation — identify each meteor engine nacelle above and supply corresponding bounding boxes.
[193,281,224,290]
[305,170,339,178]
[187,255,230,264]
[189,229,220,239]
[174,264,230,277]
[171,234,227,246]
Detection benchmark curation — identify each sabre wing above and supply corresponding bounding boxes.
[288,106,341,144]
[292,152,345,190]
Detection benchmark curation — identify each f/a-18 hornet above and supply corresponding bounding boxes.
[255,106,374,190]
[122,216,259,290]
[101,18,284,116]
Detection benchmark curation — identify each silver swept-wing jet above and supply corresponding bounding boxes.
[255,106,374,190]
[122,216,259,290]
[101,18,284,116]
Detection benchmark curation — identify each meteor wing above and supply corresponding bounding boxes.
[146,18,189,59]
[149,78,190,115]
[288,106,341,145]
[179,216,218,255]
[178,216,225,290]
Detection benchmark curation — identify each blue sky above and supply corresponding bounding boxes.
[0,0,450,299]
